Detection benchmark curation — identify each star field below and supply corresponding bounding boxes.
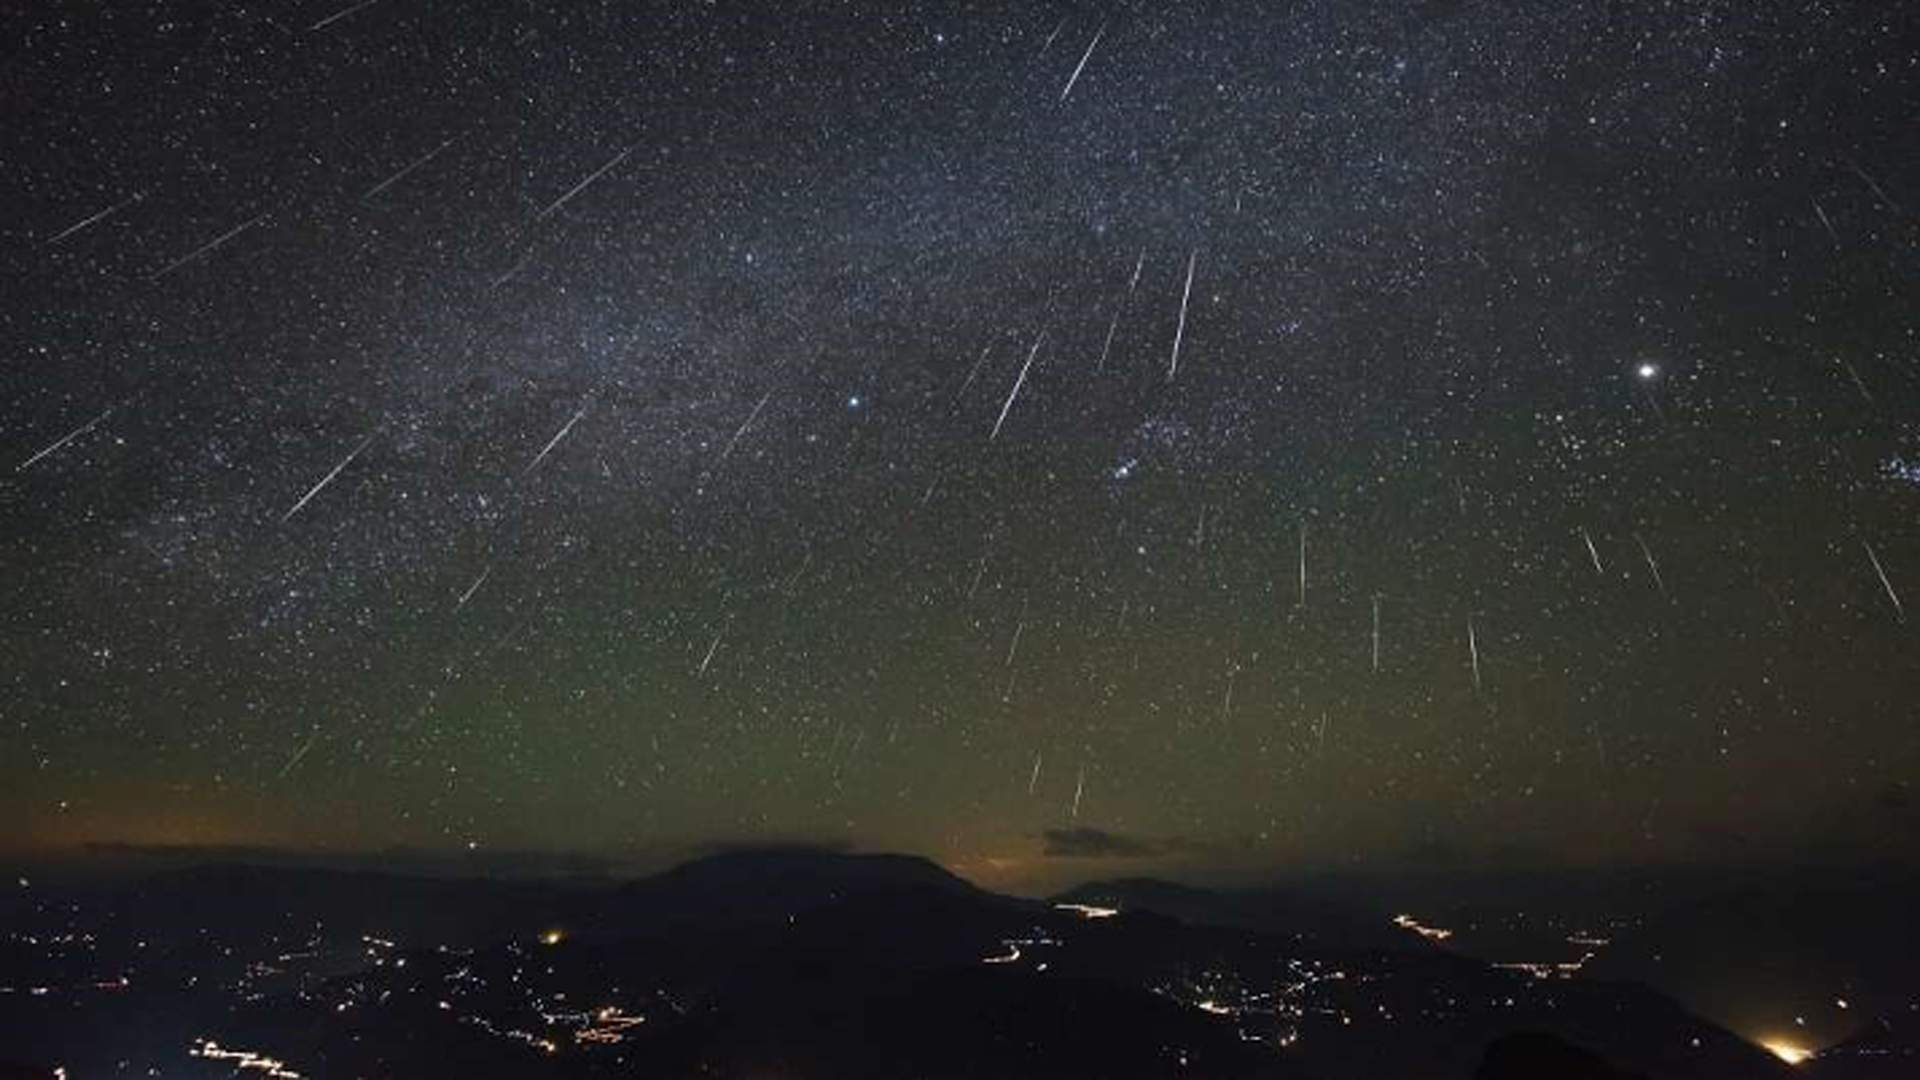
[3,0,1917,885]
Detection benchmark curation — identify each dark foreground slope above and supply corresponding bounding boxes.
[1,850,1804,1079]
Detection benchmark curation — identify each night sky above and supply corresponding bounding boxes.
[4,0,1916,889]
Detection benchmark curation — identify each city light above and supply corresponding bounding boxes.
[1054,903,1120,919]
[1761,1039,1811,1066]
[1390,914,1453,943]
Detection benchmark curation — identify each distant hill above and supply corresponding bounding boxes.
[1053,876,1409,950]
[1579,866,1920,1046]
[550,848,1018,938]
[1805,1016,1920,1080]
[0,851,1825,1079]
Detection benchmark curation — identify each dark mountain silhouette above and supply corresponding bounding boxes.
[1054,875,1409,950]
[1580,867,1920,1050]
[1806,1015,1920,1079]
[548,847,1013,938]
[0,852,1821,1079]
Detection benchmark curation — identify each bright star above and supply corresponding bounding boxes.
[1636,363,1658,380]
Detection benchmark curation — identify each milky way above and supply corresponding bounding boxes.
[4,0,1916,885]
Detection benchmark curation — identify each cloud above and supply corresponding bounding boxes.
[1041,828,1167,859]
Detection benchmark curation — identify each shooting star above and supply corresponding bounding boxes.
[954,342,994,402]
[1220,665,1236,724]
[1467,615,1482,690]
[522,399,590,477]
[491,250,533,289]
[1632,533,1667,598]
[1836,356,1873,404]
[364,136,457,201]
[1097,308,1123,372]
[1071,765,1086,819]
[1167,249,1197,379]
[151,211,269,281]
[456,566,492,609]
[1371,595,1381,673]
[1581,528,1605,575]
[1864,541,1905,622]
[1039,17,1067,55]
[45,192,143,246]
[697,631,724,675]
[308,0,386,31]
[784,550,814,591]
[1846,158,1903,212]
[1059,23,1106,101]
[1812,199,1841,249]
[535,145,633,221]
[1028,751,1043,794]
[16,404,116,472]
[989,331,1044,440]
[1096,250,1147,373]
[1297,520,1308,607]
[1006,615,1026,667]
[281,429,379,523]
[277,728,323,779]
[715,389,774,468]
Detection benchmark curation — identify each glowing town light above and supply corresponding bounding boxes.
[1053,902,1120,919]
[981,942,1022,964]
[1391,914,1454,942]
[1762,1039,1811,1066]
[191,1040,302,1078]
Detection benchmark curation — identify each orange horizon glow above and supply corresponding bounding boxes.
[1761,1038,1812,1066]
